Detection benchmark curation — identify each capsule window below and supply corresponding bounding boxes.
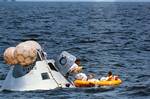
[41,72,50,80]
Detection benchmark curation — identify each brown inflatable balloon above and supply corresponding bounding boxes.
[24,41,41,50]
[14,41,42,67]
[3,47,18,65]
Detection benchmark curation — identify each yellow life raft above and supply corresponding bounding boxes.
[74,78,122,87]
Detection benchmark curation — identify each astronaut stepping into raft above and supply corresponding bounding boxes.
[57,51,116,82]
[65,58,83,78]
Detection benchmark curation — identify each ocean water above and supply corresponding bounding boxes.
[0,2,150,99]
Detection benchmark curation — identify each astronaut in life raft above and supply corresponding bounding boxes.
[57,51,122,87]
[74,71,122,87]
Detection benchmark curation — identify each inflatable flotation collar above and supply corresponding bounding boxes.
[74,78,122,87]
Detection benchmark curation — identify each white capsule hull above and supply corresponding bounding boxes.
[2,60,74,91]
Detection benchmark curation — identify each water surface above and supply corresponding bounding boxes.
[0,2,150,99]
